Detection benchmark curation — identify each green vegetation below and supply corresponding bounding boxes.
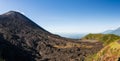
[82,33,120,45]
[85,54,96,61]
[92,41,120,61]
[83,33,120,61]
[82,33,104,40]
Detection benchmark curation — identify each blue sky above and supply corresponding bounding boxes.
[0,0,120,34]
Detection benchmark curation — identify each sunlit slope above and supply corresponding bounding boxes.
[92,41,120,61]
[82,34,120,45]
[83,34,120,61]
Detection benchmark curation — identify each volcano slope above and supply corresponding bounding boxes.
[0,11,103,61]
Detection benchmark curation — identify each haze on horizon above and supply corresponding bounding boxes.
[0,0,120,34]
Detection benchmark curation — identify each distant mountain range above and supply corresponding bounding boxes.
[110,27,120,36]
[103,30,113,34]
[103,27,120,36]
[57,33,86,39]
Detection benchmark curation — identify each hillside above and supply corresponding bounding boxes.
[82,33,120,45]
[95,41,120,61]
[86,41,120,61]
[0,11,103,61]
[82,34,120,61]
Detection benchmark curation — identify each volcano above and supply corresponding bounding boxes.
[0,11,103,61]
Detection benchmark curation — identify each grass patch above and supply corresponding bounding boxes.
[54,42,93,48]
[90,41,120,61]
[82,33,120,45]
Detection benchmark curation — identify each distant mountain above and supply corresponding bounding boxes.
[110,27,120,36]
[102,30,113,34]
[0,11,103,61]
[57,33,86,39]
[103,27,120,36]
